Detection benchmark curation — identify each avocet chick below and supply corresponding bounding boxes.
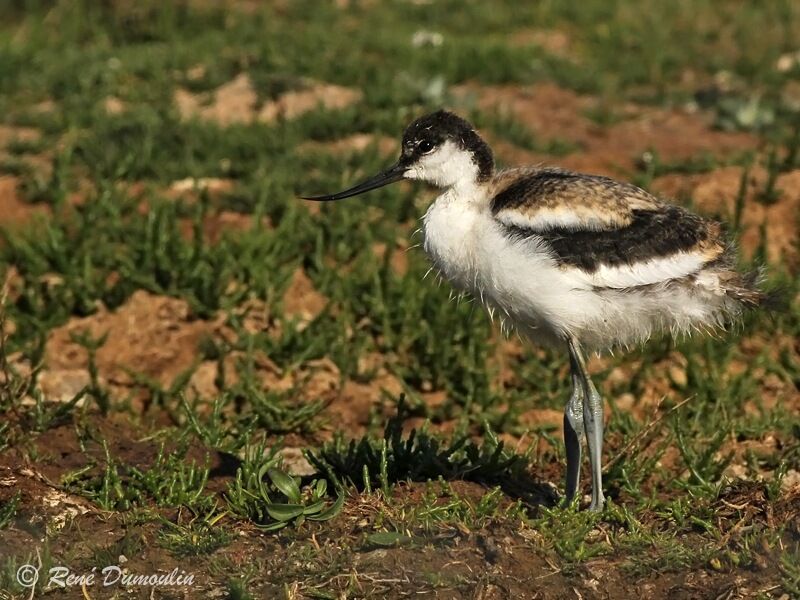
[302,110,768,511]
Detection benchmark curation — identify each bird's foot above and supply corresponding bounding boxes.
[587,495,605,512]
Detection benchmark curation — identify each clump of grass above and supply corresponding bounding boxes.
[226,578,257,600]
[62,441,214,512]
[1,304,81,433]
[758,146,782,205]
[673,425,732,492]
[0,542,55,595]
[68,328,111,414]
[620,531,713,576]
[0,492,21,530]
[27,387,86,433]
[181,395,256,454]
[410,481,526,531]
[0,422,8,453]
[158,512,232,557]
[633,148,753,191]
[0,300,36,414]
[178,344,330,449]
[712,95,776,133]
[308,396,553,506]
[227,359,328,434]
[530,504,609,562]
[90,531,145,567]
[781,544,800,598]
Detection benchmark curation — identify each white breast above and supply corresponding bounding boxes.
[422,187,581,346]
[421,187,482,291]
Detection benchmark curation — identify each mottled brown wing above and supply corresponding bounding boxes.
[490,168,726,272]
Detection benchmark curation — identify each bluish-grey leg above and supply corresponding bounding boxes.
[568,338,606,512]
[563,361,584,506]
[583,378,606,511]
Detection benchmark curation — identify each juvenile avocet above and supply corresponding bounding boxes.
[302,110,766,511]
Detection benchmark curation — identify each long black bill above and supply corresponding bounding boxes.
[300,161,406,202]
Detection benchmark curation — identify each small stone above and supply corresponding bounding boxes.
[780,469,800,495]
[614,393,636,412]
[776,51,800,73]
[669,365,687,388]
[103,96,126,115]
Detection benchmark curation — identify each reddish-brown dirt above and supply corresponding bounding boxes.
[509,28,574,59]
[102,95,127,115]
[45,290,211,388]
[0,176,50,227]
[281,267,329,329]
[174,73,363,125]
[23,270,356,432]
[0,124,40,150]
[453,82,759,177]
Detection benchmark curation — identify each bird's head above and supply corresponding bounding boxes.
[301,110,494,201]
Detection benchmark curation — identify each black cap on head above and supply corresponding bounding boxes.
[399,110,494,181]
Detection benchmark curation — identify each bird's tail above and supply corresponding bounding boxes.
[726,266,789,312]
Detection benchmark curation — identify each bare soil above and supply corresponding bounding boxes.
[0,176,50,228]
[453,82,759,177]
[174,74,362,126]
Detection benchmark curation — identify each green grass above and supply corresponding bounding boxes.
[157,515,233,558]
[61,441,214,512]
[307,396,540,499]
[0,0,798,597]
[0,493,20,530]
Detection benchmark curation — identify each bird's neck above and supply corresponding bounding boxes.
[437,177,491,208]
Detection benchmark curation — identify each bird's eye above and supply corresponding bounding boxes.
[418,139,435,153]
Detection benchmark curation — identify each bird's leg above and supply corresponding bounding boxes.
[584,377,606,511]
[563,355,585,506]
[568,338,606,512]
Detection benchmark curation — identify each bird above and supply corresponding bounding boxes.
[301,109,768,511]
